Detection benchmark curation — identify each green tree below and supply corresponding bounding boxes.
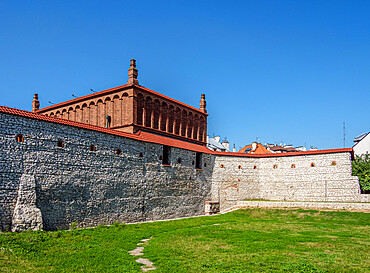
[352,154,370,192]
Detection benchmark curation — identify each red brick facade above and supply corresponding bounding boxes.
[36,60,208,144]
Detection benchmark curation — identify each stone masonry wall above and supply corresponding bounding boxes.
[0,111,367,231]
[212,153,366,211]
[0,112,213,231]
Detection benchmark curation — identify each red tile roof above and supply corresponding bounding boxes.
[0,105,353,158]
[238,143,272,154]
[36,85,126,112]
[137,85,208,116]
[37,84,208,115]
[1,105,210,153]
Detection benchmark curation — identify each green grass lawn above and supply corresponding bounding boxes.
[1,209,369,272]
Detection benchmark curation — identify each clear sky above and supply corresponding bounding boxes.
[1,1,369,150]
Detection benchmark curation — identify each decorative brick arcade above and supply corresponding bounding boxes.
[36,59,208,144]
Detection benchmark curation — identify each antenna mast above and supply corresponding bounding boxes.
[343,122,346,148]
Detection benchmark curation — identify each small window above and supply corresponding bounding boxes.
[139,152,143,158]
[204,162,207,167]
[238,165,242,169]
[331,161,336,166]
[273,165,278,169]
[16,134,24,143]
[162,145,170,165]
[291,164,296,168]
[116,149,122,155]
[177,158,182,164]
[159,155,163,161]
[90,145,96,151]
[310,163,315,167]
[196,152,202,169]
[253,165,257,169]
[192,160,195,165]
[220,164,225,168]
[57,140,64,148]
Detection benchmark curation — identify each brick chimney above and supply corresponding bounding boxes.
[32,93,40,112]
[200,94,207,113]
[127,59,139,85]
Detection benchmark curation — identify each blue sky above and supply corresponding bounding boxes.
[1,1,369,150]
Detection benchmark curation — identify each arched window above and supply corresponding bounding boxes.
[16,134,24,142]
[238,165,242,169]
[161,103,168,131]
[89,102,96,125]
[139,152,143,158]
[145,96,152,127]
[96,100,104,127]
[174,108,181,135]
[253,165,257,169]
[81,103,88,123]
[121,93,129,126]
[291,164,296,168]
[187,113,193,138]
[136,93,144,125]
[199,116,205,141]
[168,105,174,133]
[68,107,74,121]
[331,161,337,166]
[273,165,278,169]
[153,100,160,129]
[112,95,120,127]
[181,110,187,136]
[220,164,225,168]
[75,105,81,123]
[62,109,67,119]
[310,163,315,167]
[177,158,182,164]
[193,115,199,139]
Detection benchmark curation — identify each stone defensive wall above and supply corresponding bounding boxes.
[0,107,214,231]
[0,106,368,231]
[211,152,369,211]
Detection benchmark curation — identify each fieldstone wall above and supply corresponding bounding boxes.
[0,112,213,231]
[0,111,367,232]
[212,153,366,210]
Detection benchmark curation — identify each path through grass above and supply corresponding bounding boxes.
[1,209,369,272]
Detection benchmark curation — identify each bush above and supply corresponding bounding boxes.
[352,154,370,193]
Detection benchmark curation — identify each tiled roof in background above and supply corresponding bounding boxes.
[238,143,272,154]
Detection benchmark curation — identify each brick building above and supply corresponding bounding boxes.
[35,59,208,145]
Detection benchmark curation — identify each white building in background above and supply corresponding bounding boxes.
[207,136,230,152]
[353,132,370,156]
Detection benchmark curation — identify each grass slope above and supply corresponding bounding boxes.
[0,209,369,272]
